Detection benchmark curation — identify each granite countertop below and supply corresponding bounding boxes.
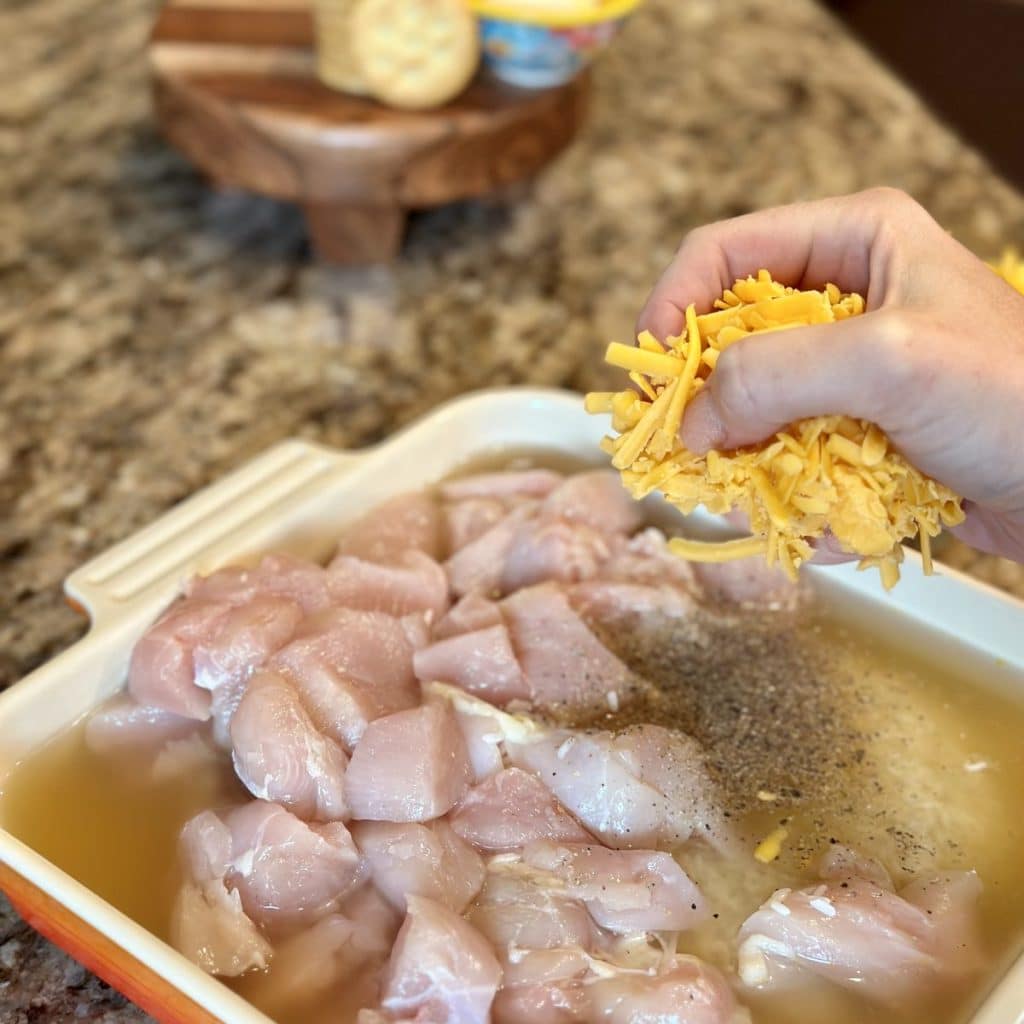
[2,0,1023,1018]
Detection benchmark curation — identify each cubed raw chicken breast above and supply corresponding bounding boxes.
[238,887,400,1018]
[220,800,365,934]
[187,554,336,614]
[500,520,614,594]
[445,508,530,598]
[413,625,529,706]
[450,768,593,852]
[172,809,272,977]
[522,840,708,934]
[737,862,983,1003]
[230,672,349,822]
[381,896,502,1024]
[538,471,645,536]
[335,492,444,562]
[501,584,635,706]
[85,695,200,754]
[171,876,272,978]
[328,550,449,622]
[467,867,595,955]
[193,596,305,746]
[692,555,800,609]
[600,528,699,591]
[440,470,564,502]
[127,599,230,719]
[456,711,506,783]
[431,593,504,641]
[346,703,472,822]
[192,597,302,695]
[570,580,698,625]
[508,725,728,850]
[587,956,742,1024]
[272,609,422,751]
[353,820,485,913]
[444,497,507,552]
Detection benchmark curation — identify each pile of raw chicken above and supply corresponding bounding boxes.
[87,469,982,1023]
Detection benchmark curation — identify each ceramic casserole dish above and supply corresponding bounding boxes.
[0,388,1022,1024]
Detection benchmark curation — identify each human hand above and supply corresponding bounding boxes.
[637,188,1024,563]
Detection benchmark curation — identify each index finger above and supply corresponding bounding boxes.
[636,189,899,341]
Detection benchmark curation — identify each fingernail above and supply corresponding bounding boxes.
[681,391,727,454]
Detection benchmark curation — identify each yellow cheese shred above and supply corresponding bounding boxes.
[587,269,971,590]
[753,826,789,865]
[992,248,1024,294]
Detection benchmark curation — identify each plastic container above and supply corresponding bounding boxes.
[0,388,1022,1024]
[471,0,643,87]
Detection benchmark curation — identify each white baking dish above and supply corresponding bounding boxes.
[0,388,1021,1024]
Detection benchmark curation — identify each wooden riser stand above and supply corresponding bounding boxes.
[150,0,591,263]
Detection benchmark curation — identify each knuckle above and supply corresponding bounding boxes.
[870,309,927,395]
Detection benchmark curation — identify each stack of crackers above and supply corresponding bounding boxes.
[314,0,481,110]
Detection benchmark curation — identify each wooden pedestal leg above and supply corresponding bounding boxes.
[303,201,407,264]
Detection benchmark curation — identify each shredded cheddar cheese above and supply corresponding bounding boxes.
[753,825,789,864]
[586,270,966,590]
[992,248,1024,295]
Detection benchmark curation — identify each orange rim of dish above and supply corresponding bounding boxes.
[469,0,643,28]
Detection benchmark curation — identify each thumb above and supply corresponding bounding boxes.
[680,310,906,454]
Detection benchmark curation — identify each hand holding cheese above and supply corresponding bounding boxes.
[635,188,1024,567]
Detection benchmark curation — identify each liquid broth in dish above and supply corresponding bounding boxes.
[1,456,1023,1024]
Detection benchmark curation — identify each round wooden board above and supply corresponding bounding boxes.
[150,1,591,263]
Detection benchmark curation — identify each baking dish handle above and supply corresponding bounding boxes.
[65,440,362,628]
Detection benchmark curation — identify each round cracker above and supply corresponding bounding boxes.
[352,0,480,111]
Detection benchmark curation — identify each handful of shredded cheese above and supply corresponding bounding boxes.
[585,270,966,590]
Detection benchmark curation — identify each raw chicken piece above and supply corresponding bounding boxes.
[192,597,302,695]
[450,769,593,852]
[508,725,728,850]
[223,801,365,933]
[328,550,449,622]
[172,878,272,977]
[522,840,708,934]
[272,609,422,751]
[336,492,444,562]
[456,711,506,783]
[353,820,485,913]
[501,520,614,594]
[600,528,699,591]
[238,888,400,1018]
[692,555,799,609]
[431,593,504,640]
[736,863,983,1003]
[491,949,592,1024]
[192,596,304,746]
[440,470,563,502]
[445,510,527,598]
[501,584,635,706]
[171,810,271,976]
[187,554,336,615]
[230,672,349,822]
[468,867,594,955]
[570,580,698,625]
[413,625,529,705]
[588,956,742,1024]
[346,703,473,822]
[84,695,200,754]
[444,497,507,552]
[539,471,645,536]
[127,599,230,719]
[381,896,503,1024]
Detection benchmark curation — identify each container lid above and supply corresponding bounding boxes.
[470,0,642,28]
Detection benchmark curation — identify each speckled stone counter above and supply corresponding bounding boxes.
[1,0,1023,1018]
